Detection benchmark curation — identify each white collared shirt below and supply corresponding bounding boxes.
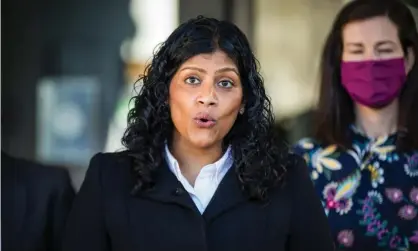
[164,145,233,214]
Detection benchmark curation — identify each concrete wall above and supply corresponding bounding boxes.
[253,0,344,120]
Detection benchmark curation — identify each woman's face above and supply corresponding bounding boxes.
[169,50,244,150]
[342,16,413,71]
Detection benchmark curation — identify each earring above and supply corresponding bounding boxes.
[239,107,245,114]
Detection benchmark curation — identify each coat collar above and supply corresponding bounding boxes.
[164,144,233,186]
[202,165,248,222]
[136,160,248,221]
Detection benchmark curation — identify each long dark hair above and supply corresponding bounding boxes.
[122,16,289,200]
[315,0,418,151]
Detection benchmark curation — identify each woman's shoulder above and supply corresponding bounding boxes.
[282,152,309,178]
[85,151,134,181]
[89,150,132,166]
[292,137,323,157]
[270,151,311,190]
[269,152,317,200]
[76,151,139,198]
[292,137,343,156]
[291,137,344,178]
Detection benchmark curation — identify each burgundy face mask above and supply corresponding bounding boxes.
[340,58,407,108]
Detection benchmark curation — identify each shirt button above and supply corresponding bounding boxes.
[173,188,185,196]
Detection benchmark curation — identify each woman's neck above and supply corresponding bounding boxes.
[354,99,399,139]
[169,133,224,185]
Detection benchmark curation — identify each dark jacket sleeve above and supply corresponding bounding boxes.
[48,168,76,251]
[287,155,335,251]
[63,153,110,251]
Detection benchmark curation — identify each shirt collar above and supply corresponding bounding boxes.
[349,124,398,144]
[164,144,233,181]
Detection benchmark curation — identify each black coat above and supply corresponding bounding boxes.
[1,152,75,251]
[63,152,334,251]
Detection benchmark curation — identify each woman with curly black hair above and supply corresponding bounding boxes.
[63,16,333,251]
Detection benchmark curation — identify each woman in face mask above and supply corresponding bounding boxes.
[293,0,418,250]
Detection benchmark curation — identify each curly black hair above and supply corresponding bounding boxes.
[122,16,290,200]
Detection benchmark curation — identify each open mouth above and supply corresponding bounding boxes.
[194,113,216,128]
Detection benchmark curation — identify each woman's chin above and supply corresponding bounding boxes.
[189,137,220,150]
[191,141,216,150]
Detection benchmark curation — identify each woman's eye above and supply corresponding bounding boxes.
[218,80,233,88]
[185,77,201,85]
[378,49,394,54]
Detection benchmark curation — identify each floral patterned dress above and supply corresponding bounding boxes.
[293,127,418,251]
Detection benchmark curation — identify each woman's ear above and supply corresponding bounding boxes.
[405,47,415,73]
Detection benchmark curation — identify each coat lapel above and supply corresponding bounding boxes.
[203,165,248,223]
[136,161,200,214]
[133,161,249,219]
